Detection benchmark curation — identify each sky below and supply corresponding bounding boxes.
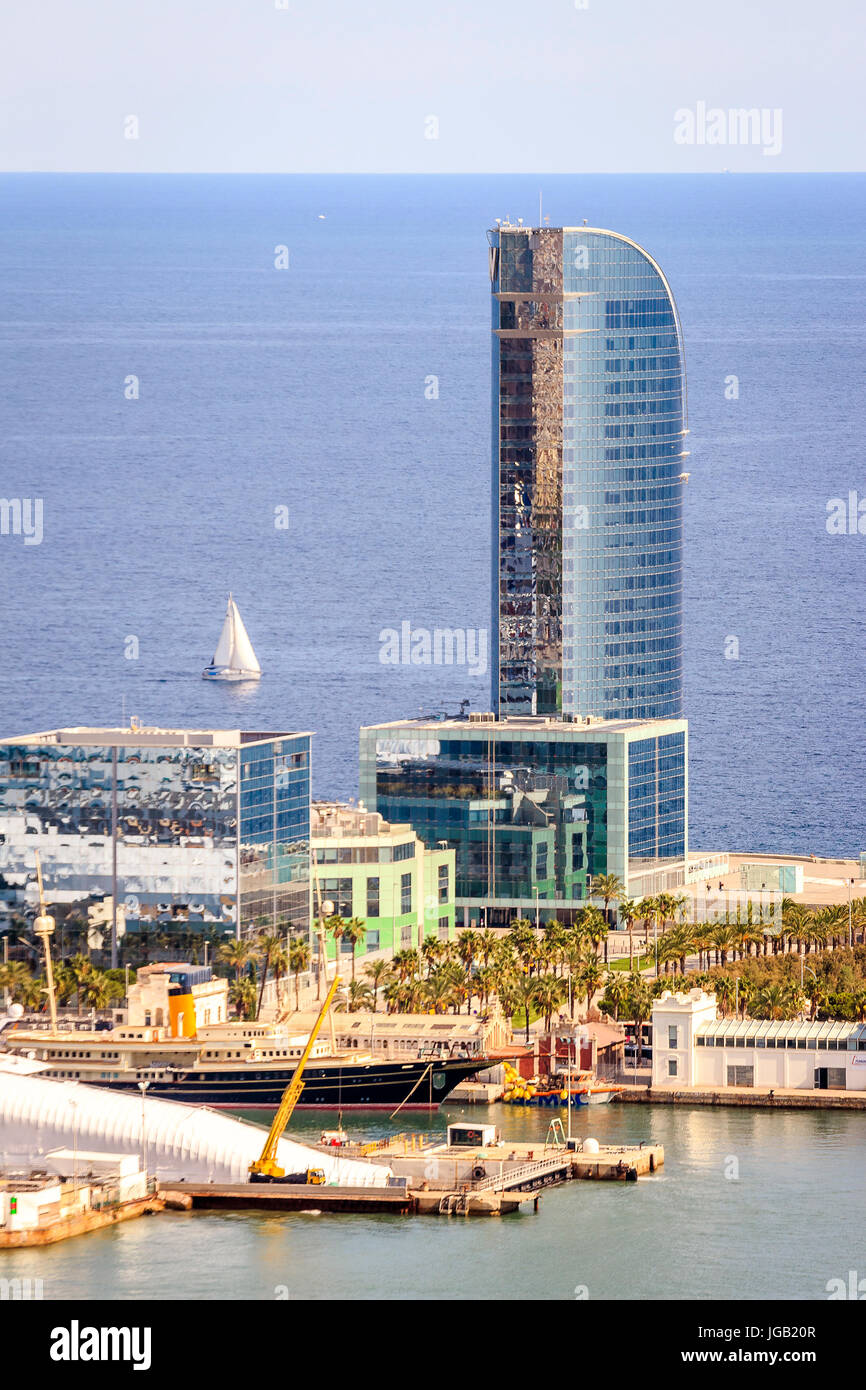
[1,0,863,173]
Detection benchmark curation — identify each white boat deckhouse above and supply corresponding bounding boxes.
[202,594,262,682]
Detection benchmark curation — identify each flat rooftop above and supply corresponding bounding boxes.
[363,714,686,737]
[684,851,865,908]
[0,727,310,748]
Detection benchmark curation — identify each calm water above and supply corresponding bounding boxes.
[0,173,864,853]
[3,1102,864,1300]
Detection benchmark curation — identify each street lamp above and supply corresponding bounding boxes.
[847,877,854,949]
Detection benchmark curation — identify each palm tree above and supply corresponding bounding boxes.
[577,958,604,1016]
[618,897,639,970]
[420,934,445,975]
[753,982,798,1021]
[591,873,625,930]
[269,941,289,1009]
[344,979,373,1013]
[288,937,311,1010]
[217,938,255,982]
[478,929,499,968]
[511,970,539,1044]
[391,948,419,982]
[582,904,609,962]
[534,973,567,1030]
[341,917,367,980]
[636,897,657,957]
[229,976,257,1020]
[363,958,391,1012]
[254,932,285,1019]
[424,971,457,1014]
[603,970,629,1022]
[0,960,33,1004]
[627,974,654,1075]
[456,930,481,973]
[711,973,736,1016]
[80,971,120,1012]
[326,914,346,967]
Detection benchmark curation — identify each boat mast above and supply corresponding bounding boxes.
[34,850,59,1038]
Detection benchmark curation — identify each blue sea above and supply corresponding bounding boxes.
[0,174,863,854]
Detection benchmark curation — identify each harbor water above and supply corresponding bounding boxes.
[2,1103,863,1300]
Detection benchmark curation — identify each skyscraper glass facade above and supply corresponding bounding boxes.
[490,225,687,722]
[0,729,311,943]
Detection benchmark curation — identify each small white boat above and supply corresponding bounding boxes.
[576,1083,623,1107]
[202,594,262,682]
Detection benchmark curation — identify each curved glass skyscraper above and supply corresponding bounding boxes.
[490,225,688,721]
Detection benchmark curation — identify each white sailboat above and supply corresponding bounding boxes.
[202,594,262,682]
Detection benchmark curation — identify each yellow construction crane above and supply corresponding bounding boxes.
[249,973,341,1181]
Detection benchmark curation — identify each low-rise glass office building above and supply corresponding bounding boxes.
[0,726,311,944]
[360,714,687,926]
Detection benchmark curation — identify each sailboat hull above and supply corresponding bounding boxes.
[202,666,261,682]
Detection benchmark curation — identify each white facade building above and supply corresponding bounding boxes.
[652,989,866,1091]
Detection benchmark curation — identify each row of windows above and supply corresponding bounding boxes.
[696,1036,866,1052]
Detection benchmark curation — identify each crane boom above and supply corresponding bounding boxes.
[249,973,341,1179]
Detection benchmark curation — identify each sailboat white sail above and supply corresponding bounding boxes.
[202,594,262,682]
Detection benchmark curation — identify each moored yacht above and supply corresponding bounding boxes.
[0,964,490,1110]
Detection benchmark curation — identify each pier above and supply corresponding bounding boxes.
[159,1182,414,1215]
[154,1136,663,1219]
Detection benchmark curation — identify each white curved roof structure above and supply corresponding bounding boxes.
[0,1066,390,1186]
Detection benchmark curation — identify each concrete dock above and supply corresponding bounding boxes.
[159,1182,414,1215]
[0,1195,164,1249]
[155,1136,663,1220]
[322,1134,663,1191]
[618,1084,866,1111]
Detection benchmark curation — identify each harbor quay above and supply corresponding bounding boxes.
[158,1123,664,1219]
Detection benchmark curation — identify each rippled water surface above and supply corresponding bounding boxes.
[0,173,864,852]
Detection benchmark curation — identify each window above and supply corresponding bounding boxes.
[366,876,380,918]
[366,929,379,951]
[394,841,415,862]
[668,1058,678,1077]
[438,863,449,903]
[667,1025,678,1048]
[322,878,353,917]
[438,917,449,942]
[400,872,412,915]
[727,1065,754,1087]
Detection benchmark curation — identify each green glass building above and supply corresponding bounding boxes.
[360,713,687,927]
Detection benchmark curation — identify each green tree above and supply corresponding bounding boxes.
[229,976,258,1020]
[254,932,286,1019]
[341,917,367,980]
[363,958,391,1012]
[288,936,311,1011]
[218,938,255,982]
[533,972,567,1030]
